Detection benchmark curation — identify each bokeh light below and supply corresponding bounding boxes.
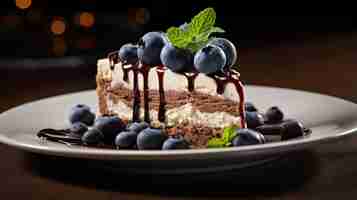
[79,12,95,28]
[50,18,66,35]
[15,0,32,10]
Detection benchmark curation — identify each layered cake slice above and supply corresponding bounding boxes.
[96,57,245,147]
[37,7,309,150]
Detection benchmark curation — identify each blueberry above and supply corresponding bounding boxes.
[69,104,95,126]
[81,128,104,145]
[118,43,138,65]
[265,106,284,123]
[137,32,167,66]
[137,128,167,150]
[245,111,265,129]
[162,136,190,150]
[127,121,150,133]
[115,131,138,149]
[160,44,194,73]
[245,102,258,112]
[94,116,126,144]
[232,128,265,146]
[194,45,226,74]
[69,122,88,136]
[208,38,237,68]
[281,119,305,140]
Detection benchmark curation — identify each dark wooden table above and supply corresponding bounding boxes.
[2,32,357,199]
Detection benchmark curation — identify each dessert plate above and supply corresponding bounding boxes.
[1,85,357,174]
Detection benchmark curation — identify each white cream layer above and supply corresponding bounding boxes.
[107,99,241,128]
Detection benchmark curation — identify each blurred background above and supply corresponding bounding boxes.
[1,1,356,59]
[1,0,357,110]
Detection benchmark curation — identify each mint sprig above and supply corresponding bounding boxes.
[166,7,225,52]
[207,124,239,148]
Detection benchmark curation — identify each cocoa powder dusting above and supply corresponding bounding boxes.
[167,122,222,148]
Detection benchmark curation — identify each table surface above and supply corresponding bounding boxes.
[2,32,357,199]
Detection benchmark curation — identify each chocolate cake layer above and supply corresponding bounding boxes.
[107,83,240,116]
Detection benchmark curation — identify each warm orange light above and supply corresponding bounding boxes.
[52,37,67,56]
[50,19,66,35]
[79,12,95,28]
[15,0,32,10]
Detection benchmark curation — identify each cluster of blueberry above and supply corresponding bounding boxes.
[240,102,309,146]
[67,104,189,150]
[61,101,309,150]
[118,31,237,75]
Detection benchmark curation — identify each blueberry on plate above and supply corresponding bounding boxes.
[127,121,150,133]
[115,131,138,149]
[160,44,194,73]
[118,43,138,65]
[81,128,104,146]
[162,136,190,150]
[137,127,167,150]
[94,116,126,144]
[245,111,265,129]
[281,119,305,140]
[245,102,258,112]
[265,106,284,123]
[137,32,167,66]
[69,122,88,136]
[208,37,237,68]
[69,104,95,126]
[194,45,226,74]
[232,128,265,146]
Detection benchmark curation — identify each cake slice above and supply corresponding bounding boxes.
[96,58,244,148]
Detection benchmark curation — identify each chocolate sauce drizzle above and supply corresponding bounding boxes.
[183,72,198,92]
[132,63,141,122]
[37,128,82,145]
[107,51,119,70]
[206,70,247,128]
[156,65,166,122]
[140,64,151,122]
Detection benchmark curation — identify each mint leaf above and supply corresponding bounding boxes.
[198,27,225,41]
[165,8,225,52]
[207,124,240,148]
[190,7,216,36]
[207,138,225,148]
[222,125,238,143]
[186,40,207,52]
[166,27,191,48]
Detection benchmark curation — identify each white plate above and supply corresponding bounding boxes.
[1,85,357,174]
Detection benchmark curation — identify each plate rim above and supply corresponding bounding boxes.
[1,85,357,160]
